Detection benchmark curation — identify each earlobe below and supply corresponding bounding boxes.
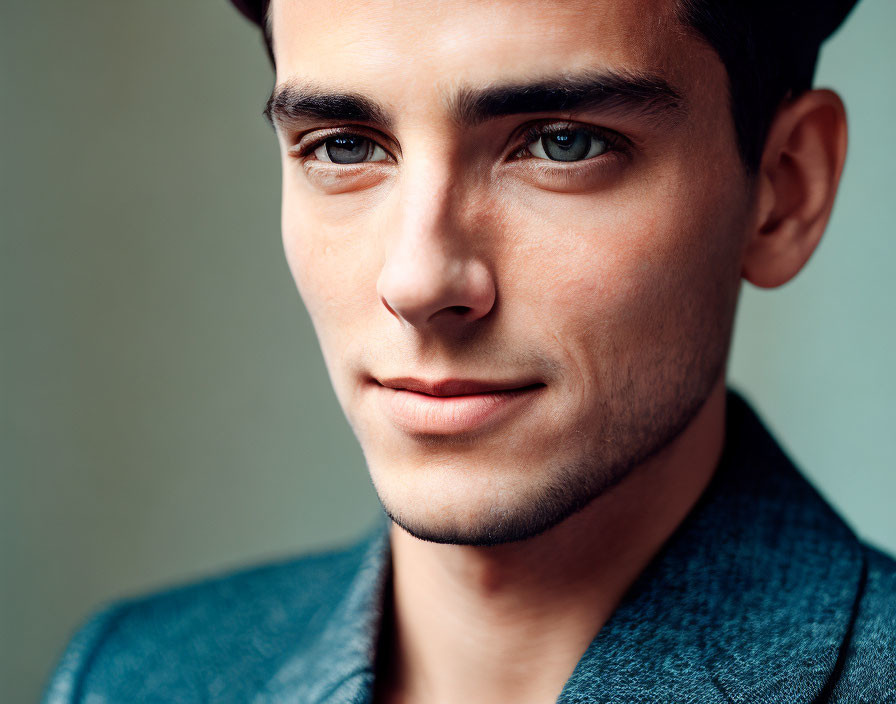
[742,89,848,289]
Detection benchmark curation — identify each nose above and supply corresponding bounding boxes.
[376,171,496,329]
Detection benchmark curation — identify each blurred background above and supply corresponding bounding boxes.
[2,1,894,701]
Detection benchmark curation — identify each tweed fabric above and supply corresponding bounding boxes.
[42,390,896,703]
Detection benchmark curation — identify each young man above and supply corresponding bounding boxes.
[44,0,894,702]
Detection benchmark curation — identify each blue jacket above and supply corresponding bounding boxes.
[42,391,896,702]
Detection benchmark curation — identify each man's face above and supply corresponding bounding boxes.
[269,0,752,545]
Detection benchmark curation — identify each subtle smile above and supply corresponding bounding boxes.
[373,377,546,435]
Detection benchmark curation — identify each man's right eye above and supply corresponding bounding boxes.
[311,134,389,164]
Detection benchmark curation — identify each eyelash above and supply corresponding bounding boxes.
[289,128,387,163]
[511,121,627,161]
[290,121,628,165]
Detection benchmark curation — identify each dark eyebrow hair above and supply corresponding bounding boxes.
[448,70,686,127]
[264,82,393,130]
[263,70,685,132]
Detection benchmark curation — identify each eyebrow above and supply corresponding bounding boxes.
[448,70,685,127]
[264,85,393,131]
[263,70,685,132]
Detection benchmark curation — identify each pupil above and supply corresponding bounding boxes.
[326,135,368,164]
[542,130,596,162]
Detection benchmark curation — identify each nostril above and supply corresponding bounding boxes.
[377,257,495,327]
[445,305,472,316]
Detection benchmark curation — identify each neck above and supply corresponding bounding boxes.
[375,378,728,704]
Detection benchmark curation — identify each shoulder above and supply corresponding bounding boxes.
[41,528,380,704]
[830,543,896,701]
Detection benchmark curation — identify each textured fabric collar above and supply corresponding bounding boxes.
[257,514,392,704]
[556,391,864,702]
[263,390,865,703]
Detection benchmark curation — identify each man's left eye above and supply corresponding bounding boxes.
[526,129,608,162]
[312,135,388,164]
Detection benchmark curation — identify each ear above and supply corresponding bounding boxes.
[742,89,848,288]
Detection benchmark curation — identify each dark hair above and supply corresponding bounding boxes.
[676,0,858,172]
[233,0,858,173]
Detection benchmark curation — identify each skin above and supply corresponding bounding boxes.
[265,0,848,701]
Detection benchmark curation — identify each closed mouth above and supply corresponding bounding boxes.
[376,377,545,397]
[371,377,546,436]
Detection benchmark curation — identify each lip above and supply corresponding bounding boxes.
[372,377,545,435]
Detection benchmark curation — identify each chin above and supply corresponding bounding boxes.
[368,452,628,547]
[363,383,716,547]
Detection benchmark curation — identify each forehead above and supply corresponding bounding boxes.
[269,0,703,113]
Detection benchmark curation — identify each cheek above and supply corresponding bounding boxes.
[494,174,746,377]
[281,195,381,354]
[494,197,683,329]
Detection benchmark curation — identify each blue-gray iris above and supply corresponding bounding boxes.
[326,135,370,164]
[542,130,602,161]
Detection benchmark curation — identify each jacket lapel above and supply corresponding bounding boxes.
[258,516,391,704]
[558,390,865,702]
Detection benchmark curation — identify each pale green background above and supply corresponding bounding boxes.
[2,1,894,701]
